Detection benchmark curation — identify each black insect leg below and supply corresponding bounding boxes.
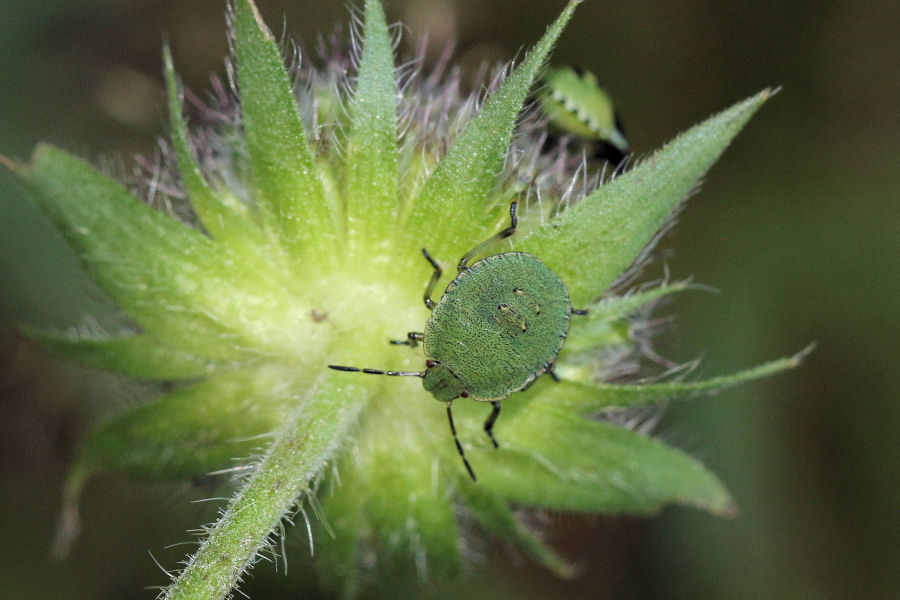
[421,248,442,310]
[483,401,501,448]
[457,201,518,271]
[571,308,589,316]
[447,402,477,481]
[389,332,424,347]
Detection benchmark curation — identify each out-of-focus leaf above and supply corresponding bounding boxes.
[575,281,690,325]
[53,365,297,557]
[458,479,575,578]
[74,366,295,482]
[22,327,230,379]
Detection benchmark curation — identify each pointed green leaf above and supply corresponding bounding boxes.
[10,144,311,360]
[10,144,232,357]
[165,373,370,600]
[476,403,734,515]
[549,345,812,414]
[233,0,336,262]
[563,281,690,355]
[458,480,575,578]
[576,280,690,325]
[164,45,243,238]
[344,0,400,260]
[23,327,229,379]
[518,89,775,306]
[163,44,271,253]
[400,0,581,260]
[165,45,307,301]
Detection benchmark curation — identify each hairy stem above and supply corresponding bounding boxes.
[163,376,368,600]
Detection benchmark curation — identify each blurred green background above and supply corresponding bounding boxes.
[1,0,897,598]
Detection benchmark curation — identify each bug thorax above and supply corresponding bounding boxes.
[422,360,467,402]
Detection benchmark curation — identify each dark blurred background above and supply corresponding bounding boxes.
[1,1,897,598]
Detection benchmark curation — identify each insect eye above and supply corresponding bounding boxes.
[426,359,437,368]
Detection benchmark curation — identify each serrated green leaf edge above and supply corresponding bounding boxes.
[519,89,775,307]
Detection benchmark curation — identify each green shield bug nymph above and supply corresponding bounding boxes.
[538,66,629,166]
[329,202,587,481]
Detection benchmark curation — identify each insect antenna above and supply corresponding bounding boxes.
[327,365,425,377]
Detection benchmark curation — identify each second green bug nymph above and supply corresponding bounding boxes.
[329,202,586,481]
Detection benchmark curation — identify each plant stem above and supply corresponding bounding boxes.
[163,376,368,600]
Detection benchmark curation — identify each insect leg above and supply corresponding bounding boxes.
[447,402,477,481]
[571,308,589,316]
[457,201,518,271]
[389,332,424,347]
[421,248,442,310]
[483,401,501,448]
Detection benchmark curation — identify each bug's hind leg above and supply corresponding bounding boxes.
[390,332,424,347]
[458,201,519,271]
[447,402,477,481]
[483,401,501,448]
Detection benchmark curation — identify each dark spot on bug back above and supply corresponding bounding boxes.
[495,303,528,335]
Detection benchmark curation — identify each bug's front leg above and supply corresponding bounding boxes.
[457,201,518,271]
[421,248,442,310]
[389,332,424,347]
